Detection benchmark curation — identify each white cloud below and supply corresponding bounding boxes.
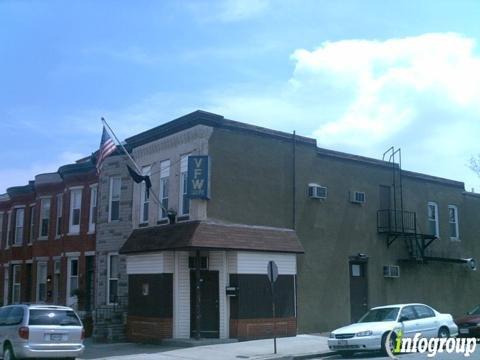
[217,0,269,22]
[186,0,270,23]
[0,151,83,194]
[201,33,480,190]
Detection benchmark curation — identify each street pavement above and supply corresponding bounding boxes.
[79,334,331,359]
[317,351,476,359]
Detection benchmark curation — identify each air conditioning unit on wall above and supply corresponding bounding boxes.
[350,191,366,204]
[308,184,327,199]
[383,265,400,278]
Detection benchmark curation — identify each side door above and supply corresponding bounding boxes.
[399,305,420,338]
[413,305,438,338]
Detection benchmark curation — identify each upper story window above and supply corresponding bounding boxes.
[427,202,439,238]
[14,207,25,245]
[159,160,170,219]
[109,177,121,222]
[140,166,151,224]
[89,185,97,233]
[29,205,35,243]
[448,205,459,240]
[56,194,63,237]
[6,211,12,247]
[69,188,82,234]
[179,155,190,216]
[39,198,51,239]
[0,212,3,249]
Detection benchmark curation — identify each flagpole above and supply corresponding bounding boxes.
[101,117,169,215]
[101,117,142,174]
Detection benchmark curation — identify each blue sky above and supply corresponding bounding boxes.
[1,0,480,193]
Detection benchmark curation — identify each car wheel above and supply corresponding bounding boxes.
[381,331,397,355]
[3,345,17,360]
[338,350,355,358]
[438,327,450,338]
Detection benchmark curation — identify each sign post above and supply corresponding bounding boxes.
[267,260,278,354]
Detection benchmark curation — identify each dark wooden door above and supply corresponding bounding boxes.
[349,261,368,322]
[190,270,219,338]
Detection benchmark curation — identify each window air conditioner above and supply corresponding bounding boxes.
[308,184,327,199]
[383,265,400,278]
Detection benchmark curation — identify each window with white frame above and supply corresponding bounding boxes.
[179,155,190,216]
[107,254,119,304]
[0,212,4,249]
[448,205,459,240]
[427,202,439,237]
[56,194,63,237]
[14,208,24,245]
[159,160,170,219]
[29,205,35,243]
[6,211,12,247]
[140,165,151,224]
[40,198,51,238]
[69,189,82,234]
[89,185,97,233]
[69,258,79,297]
[109,177,121,222]
[36,261,47,302]
[12,264,21,303]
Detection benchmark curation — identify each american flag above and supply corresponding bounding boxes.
[96,125,117,173]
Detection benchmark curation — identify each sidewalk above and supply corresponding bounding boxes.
[80,334,332,360]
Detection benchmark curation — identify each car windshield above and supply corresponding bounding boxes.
[358,307,400,323]
[468,305,480,315]
[28,309,81,326]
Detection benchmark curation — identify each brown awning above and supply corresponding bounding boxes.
[119,221,304,254]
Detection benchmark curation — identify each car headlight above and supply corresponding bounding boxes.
[329,332,335,338]
[356,330,373,337]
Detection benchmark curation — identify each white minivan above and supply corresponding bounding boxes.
[0,304,85,359]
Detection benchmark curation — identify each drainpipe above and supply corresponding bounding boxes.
[195,250,201,340]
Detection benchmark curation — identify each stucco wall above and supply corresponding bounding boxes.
[207,127,480,333]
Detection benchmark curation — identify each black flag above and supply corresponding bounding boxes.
[127,165,152,193]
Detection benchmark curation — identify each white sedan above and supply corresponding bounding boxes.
[327,303,458,357]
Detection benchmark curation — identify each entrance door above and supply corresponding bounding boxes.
[349,261,368,322]
[190,270,219,338]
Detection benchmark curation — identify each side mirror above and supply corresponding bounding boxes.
[399,316,409,322]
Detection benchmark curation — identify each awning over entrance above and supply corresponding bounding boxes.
[119,220,304,254]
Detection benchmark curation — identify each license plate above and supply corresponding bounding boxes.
[459,328,470,334]
[45,333,67,341]
[338,340,348,345]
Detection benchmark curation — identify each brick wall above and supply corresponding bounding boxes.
[127,316,172,342]
[230,317,296,340]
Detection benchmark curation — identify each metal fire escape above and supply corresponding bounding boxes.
[376,147,437,260]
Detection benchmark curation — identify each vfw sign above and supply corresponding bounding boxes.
[187,156,210,199]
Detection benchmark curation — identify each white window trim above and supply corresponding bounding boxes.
[109,177,121,222]
[55,193,63,239]
[6,211,12,249]
[140,166,151,224]
[107,252,119,305]
[427,201,439,238]
[13,207,25,246]
[39,198,51,240]
[0,212,3,250]
[68,188,82,235]
[88,184,98,234]
[448,205,460,241]
[179,155,190,216]
[28,205,35,244]
[159,160,170,220]
[36,261,48,302]
[12,264,21,304]
[67,257,79,307]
